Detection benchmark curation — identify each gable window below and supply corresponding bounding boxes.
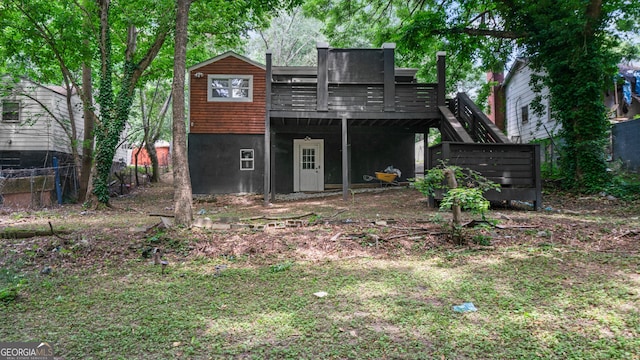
[1,101,20,123]
[240,149,254,170]
[521,105,529,124]
[208,75,253,102]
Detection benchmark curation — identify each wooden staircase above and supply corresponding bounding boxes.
[431,93,542,210]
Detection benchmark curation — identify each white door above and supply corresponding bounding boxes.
[293,139,324,192]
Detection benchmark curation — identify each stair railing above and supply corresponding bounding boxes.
[451,93,510,143]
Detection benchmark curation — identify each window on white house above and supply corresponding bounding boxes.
[240,149,254,170]
[208,75,253,102]
[521,105,529,124]
[1,101,20,123]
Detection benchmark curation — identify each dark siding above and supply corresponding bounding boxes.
[272,126,415,194]
[189,134,264,194]
[0,150,74,169]
[328,49,384,83]
[350,129,415,183]
[613,119,640,171]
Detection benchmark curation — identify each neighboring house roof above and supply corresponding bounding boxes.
[502,58,529,87]
[44,85,72,96]
[188,51,266,72]
[1,74,74,98]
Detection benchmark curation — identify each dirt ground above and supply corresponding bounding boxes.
[1,173,639,272]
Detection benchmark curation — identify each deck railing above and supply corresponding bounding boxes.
[428,142,542,209]
[450,93,510,143]
[271,82,438,114]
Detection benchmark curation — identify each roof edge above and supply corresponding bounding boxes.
[188,51,266,72]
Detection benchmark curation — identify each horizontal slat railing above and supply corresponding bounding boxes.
[439,106,474,142]
[271,82,438,114]
[428,142,542,209]
[451,93,510,143]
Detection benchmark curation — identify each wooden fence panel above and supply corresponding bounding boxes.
[428,142,542,209]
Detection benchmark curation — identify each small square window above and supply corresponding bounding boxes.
[2,101,20,123]
[240,149,254,171]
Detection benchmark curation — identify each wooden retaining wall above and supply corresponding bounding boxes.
[428,142,542,209]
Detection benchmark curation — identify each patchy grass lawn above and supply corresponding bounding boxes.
[1,180,639,359]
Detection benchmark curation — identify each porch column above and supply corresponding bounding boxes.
[264,50,272,206]
[423,131,429,175]
[317,42,329,111]
[383,43,396,112]
[437,51,446,107]
[342,117,349,201]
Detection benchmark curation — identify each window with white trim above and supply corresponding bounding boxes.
[208,75,253,102]
[240,149,254,170]
[1,101,20,123]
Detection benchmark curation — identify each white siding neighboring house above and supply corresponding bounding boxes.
[0,76,84,169]
[503,59,558,144]
[502,59,640,145]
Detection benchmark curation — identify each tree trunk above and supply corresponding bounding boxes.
[149,92,172,183]
[134,143,143,186]
[145,141,160,182]
[444,169,461,227]
[172,0,193,226]
[79,60,95,203]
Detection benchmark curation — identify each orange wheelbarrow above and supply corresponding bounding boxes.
[363,172,399,185]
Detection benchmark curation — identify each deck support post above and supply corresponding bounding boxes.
[423,131,429,175]
[437,51,446,107]
[317,42,329,111]
[533,144,542,210]
[342,117,349,201]
[383,43,396,112]
[264,50,272,206]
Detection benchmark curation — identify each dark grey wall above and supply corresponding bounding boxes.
[0,151,74,169]
[272,126,415,194]
[189,134,264,194]
[351,129,415,183]
[328,49,384,83]
[612,119,640,172]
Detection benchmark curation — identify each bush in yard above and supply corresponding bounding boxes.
[413,162,500,243]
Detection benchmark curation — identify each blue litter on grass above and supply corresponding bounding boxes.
[453,302,477,313]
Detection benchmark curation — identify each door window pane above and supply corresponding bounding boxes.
[302,148,315,170]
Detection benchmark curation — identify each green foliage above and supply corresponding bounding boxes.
[269,261,294,273]
[304,0,640,193]
[0,269,27,304]
[471,234,492,246]
[604,171,640,201]
[413,163,499,244]
[413,162,500,217]
[244,6,325,66]
[440,187,490,215]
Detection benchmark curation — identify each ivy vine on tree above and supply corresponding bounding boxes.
[304,0,640,193]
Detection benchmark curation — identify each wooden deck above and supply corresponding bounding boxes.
[263,46,541,207]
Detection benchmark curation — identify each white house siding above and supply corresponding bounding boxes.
[49,88,85,155]
[504,62,558,143]
[0,78,84,156]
